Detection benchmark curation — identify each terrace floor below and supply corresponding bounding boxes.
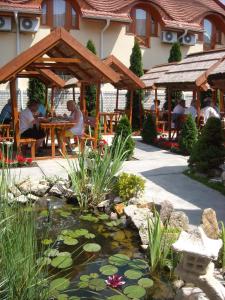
[8,138,225,226]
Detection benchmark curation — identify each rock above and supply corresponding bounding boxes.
[110,212,118,220]
[16,195,29,204]
[18,179,49,197]
[97,199,112,210]
[128,197,148,206]
[9,185,21,197]
[124,205,153,245]
[27,193,39,202]
[175,287,209,300]
[168,211,189,231]
[114,203,125,215]
[114,196,122,204]
[173,279,185,290]
[201,208,219,239]
[160,200,174,224]
[48,181,74,198]
[7,192,15,203]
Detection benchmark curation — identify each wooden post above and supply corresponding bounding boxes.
[50,86,55,116]
[10,78,19,147]
[45,85,48,109]
[220,90,225,112]
[116,89,119,110]
[155,89,158,127]
[196,88,201,123]
[72,87,76,102]
[129,90,134,126]
[168,88,172,141]
[193,89,197,101]
[94,82,101,148]
[212,89,217,107]
[80,82,85,114]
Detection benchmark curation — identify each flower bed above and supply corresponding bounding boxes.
[0,152,33,168]
[153,137,181,154]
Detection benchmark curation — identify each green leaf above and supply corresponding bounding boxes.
[69,297,81,300]
[80,275,90,282]
[124,269,143,280]
[57,252,71,257]
[60,211,71,218]
[88,278,106,291]
[80,214,98,223]
[44,249,59,257]
[138,278,154,288]
[107,296,128,300]
[50,277,70,292]
[108,254,130,266]
[57,294,68,300]
[77,281,89,288]
[41,239,53,245]
[37,257,51,266]
[51,256,73,269]
[123,285,146,299]
[89,273,99,279]
[98,213,109,220]
[84,233,95,239]
[128,259,148,270]
[63,237,78,246]
[83,243,101,252]
[73,229,89,237]
[40,210,48,217]
[99,265,118,276]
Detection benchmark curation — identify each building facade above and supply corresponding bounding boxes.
[0,0,225,92]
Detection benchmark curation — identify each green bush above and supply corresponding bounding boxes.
[116,172,145,201]
[112,116,135,160]
[179,114,198,155]
[141,114,157,144]
[189,117,225,173]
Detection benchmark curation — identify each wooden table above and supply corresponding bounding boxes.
[0,124,10,138]
[99,111,125,134]
[40,121,75,158]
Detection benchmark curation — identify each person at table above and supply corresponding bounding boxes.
[20,100,46,151]
[150,100,161,111]
[185,100,197,119]
[200,97,220,124]
[0,99,12,124]
[172,99,185,128]
[59,100,84,151]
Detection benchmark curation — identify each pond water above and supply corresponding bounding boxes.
[36,199,175,300]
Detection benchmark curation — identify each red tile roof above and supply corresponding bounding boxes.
[0,0,225,31]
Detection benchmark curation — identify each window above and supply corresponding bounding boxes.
[127,6,159,47]
[203,18,223,50]
[41,0,79,30]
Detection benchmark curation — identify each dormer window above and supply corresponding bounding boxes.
[203,18,223,50]
[127,6,159,48]
[41,0,79,30]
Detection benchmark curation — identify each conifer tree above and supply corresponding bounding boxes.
[141,114,157,145]
[127,41,144,130]
[27,78,45,104]
[86,40,97,115]
[179,114,198,154]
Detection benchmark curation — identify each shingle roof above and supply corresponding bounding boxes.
[0,0,41,13]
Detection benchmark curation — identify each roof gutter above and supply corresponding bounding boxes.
[82,14,130,23]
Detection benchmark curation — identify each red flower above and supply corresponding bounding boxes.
[26,158,32,164]
[17,155,26,164]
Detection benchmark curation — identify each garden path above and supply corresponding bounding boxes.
[5,138,225,226]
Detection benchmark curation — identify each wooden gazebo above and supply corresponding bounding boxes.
[0,27,120,151]
[153,49,225,139]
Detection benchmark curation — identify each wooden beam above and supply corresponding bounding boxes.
[10,79,19,147]
[35,57,81,63]
[30,63,76,69]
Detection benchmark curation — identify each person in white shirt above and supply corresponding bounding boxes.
[20,100,46,151]
[172,99,185,128]
[200,97,220,124]
[185,100,197,119]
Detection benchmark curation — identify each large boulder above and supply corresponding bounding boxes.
[48,180,74,199]
[160,200,174,224]
[201,208,220,239]
[17,178,49,197]
[168,211,189,231]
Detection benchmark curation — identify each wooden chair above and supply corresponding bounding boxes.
[79,116,97,151]
[15,121,36,160]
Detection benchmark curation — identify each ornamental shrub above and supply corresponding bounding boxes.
[179,114,198,155]
[28,78,45,105]
[141,114,157,145]
[112,116,135,160]
[189,117,225,173]
[116,172,145,201]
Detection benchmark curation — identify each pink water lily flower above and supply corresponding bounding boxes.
[105,274,126,288]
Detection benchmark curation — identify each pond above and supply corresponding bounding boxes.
[36,198,175,300]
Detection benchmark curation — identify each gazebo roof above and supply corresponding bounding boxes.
[103,55,145,90]
[208,59,225,90]
[0,27,120,85]
[156,48,225,90]
[141,62,177,89]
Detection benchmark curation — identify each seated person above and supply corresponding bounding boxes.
[200,97,220,124]
[172,99,185,128]
[150,100,161,112]
[59,100,84,151]
[0,99,12,124]
[185,100,197,119]
[20,100,46,151]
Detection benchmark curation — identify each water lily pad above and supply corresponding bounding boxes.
[107,296,128,300]
[123,285,146,299]
[57,294,68,300]
[105,220,122,227]
[124,269,143,280]
[128,259,148,270]
[60,211,71,218]
[80,275,90,282]
[77,281,89,288]
[89,278,106,291]
[113,231,126,242]
[50,277,70,292]
[84,233,95,239]
[138,278,154,288]
[63,237,78,246]
[89,273,99,278]
[99,265,118,276]
[83,243,101,253]
[51,256,73,269]
[108,254,130,266]
[61,230,74,236]
[37,257,51,266]
[44,249,59,257]
[80,214,98,223]
[57,252,71,257]
[41,239,53,245]
[73,229,89,237]
[69,297,81,300]
[98,214,109,220]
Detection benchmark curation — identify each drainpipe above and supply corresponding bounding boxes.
[100,18,111,112]
[178,28,188,42]
[14,11,23,109]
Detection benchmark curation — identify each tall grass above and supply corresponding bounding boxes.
[0,166,49,300]
[220,222,225,271]
[66,134,129,209]
[147,211,180,274]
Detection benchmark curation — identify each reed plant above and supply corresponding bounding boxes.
[0,166,49,300]
[220,221,225,271]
